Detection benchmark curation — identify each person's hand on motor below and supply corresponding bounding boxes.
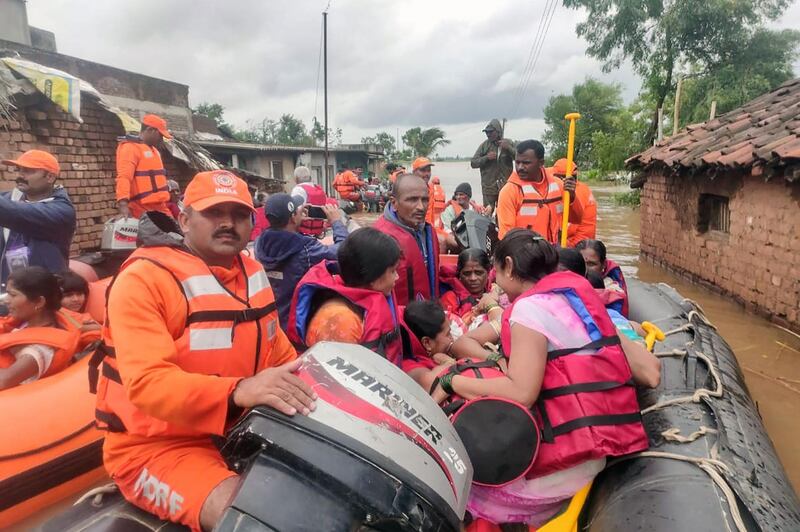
[232,359,317,416]
[322,204,342,223]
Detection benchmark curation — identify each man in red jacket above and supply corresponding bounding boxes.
[374,174,440,306]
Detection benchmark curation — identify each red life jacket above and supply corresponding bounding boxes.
[287,261,402,367]
[438,264,480,318]
[603,259,629,316]
[0,311,82,378]
[296,183,328,238]
[500,271,648,478]
[373,215,440,307]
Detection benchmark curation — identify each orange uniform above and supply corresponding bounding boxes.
[0,311,81,378]
[496,168,583,242]
[332,170,365,202]
[430,177,446,227]
[115,137,172,218]
[92,245,292,530]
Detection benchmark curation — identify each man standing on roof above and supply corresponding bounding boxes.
[549,158,596,246]
[0,150,76,288]
[471,119,515,209]
[497,139,582,242]
[374,173,440,306]
[91,170,316,531]
[115,114,173,219]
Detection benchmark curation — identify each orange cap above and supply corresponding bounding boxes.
[142,114,172,139]
[552,158,578,177]
[2,149,60,175]
[183,170,254,212]
[412,157,434,171]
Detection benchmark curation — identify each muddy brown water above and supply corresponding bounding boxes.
[16,174,799,530]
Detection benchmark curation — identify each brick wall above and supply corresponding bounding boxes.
[0,94,194,254]
[640,171,800,330]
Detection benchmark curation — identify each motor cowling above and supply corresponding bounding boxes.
[219,342,473,531]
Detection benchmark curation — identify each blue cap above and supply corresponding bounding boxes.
[265,193,305,226]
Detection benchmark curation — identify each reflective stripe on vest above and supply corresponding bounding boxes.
[92,247,279,436]
[513,172,564,243]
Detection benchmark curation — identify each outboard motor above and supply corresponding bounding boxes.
[451,210,497,254]
[44,342,472,532]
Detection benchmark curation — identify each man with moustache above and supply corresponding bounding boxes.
[0,150,76,288]
[374,173,440,306]
[91,170,315,531]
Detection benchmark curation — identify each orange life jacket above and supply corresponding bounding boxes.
[116,138,170,205]
[508,170,564,243]
[448,199,482,217]
[91,246,279,437]
[431,178,446,216]
[389,169,404,183]
[333,170,361,200]
[567,181,597,246]
[0,311,81,378]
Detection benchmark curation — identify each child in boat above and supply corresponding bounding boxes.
[440,248,495,328]
[58,270,102,338]
[287,227,404,366]
[444,230,658,527]
[0,267,81,389]
[576,238,629,315]
[400,300,465,398]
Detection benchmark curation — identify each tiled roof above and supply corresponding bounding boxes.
[626,78,800,184]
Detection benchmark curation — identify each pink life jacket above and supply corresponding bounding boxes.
[287,261,402,367]
[603,259,629,316]
[500,270,648,479]
[296,182,329,238]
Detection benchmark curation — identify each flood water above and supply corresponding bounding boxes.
[433,161,800,491]
[15,162,799,529]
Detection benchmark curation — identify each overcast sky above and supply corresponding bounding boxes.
[27,0,800,157]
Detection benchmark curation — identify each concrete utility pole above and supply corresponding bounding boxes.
[710,100,717,120]
[657,107,664,143]
[323,9,330,194]
[673,77,683,135]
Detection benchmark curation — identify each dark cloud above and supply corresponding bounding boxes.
[27,0,798,155]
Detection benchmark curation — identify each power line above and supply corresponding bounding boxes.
[511,0,559,118]
[313,16,324,121]
[509,0,553,113]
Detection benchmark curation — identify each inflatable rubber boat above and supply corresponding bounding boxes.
[0,277,110,528]
[43,281,800,531]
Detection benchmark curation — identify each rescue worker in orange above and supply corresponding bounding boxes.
[91,170,316,531]
[549,158,597,247]
[332,165,365,202]
[430,176,447,229]
[115,114,173,219]
[412,157,457,249]
[496,139,582,242]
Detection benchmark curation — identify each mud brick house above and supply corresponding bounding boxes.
[627,78,800,332]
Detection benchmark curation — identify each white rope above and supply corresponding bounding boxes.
[608,451,747,532]
[682,297,708,316]
[642,351,723,415]
[653,348,688,358]
[73,483,118,507]
[662,322,693,337]
[661,426,718,443]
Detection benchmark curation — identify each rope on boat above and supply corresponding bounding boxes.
[608,451,747,532]
[661,426,718,443]
[641,350,723,415]
[73,482,118,507]
[625,304,749,532]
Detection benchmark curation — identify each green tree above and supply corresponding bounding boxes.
[311,117,343,147]
[402,127,451,157]
[361,132,397,157]
[563,0,794,143]
[274,114,314,145]
[542,78,625,167]
[678,28,800,127]
[193,102,235,137]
